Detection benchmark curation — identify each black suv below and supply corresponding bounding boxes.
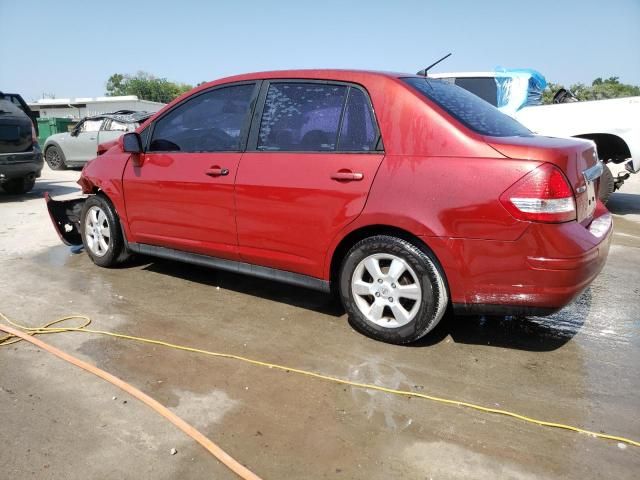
[0,97,43,194]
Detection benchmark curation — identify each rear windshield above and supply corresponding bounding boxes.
[403,77,531,137]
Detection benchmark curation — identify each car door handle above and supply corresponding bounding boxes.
[331,171,364,181]
[205,167,229,177]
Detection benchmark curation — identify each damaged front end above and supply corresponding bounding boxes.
[44,192,86,246]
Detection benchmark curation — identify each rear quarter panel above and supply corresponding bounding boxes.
[359,155,539,240]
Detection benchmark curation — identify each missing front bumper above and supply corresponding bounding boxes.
[44,192,86,246]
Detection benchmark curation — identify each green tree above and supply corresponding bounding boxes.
[105,71,193,103]
[541,76,640,104]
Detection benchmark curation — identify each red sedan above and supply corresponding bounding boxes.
[46,69,612,344]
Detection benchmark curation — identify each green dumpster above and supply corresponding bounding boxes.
[37,118,76,145]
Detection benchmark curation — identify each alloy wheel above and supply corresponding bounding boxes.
[351,253,422,328]
[46,148,63,169]
[84,206,111,257]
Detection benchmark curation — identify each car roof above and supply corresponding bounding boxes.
[86,110,154,123]
[221,69,407,81]
[195,69,418,91]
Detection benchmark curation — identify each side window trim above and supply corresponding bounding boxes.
[334,86,351,151]
[144,80,261,154]
[245,79,384,154]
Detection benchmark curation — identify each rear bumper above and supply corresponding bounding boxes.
[427,203,613,316]
[0,148,43,182]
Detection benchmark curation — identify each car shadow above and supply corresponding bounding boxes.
[412,290,591,351]
[606,192,640,216]
[139,257,344,317]
[0,179,80,203]
[132,255,586,351]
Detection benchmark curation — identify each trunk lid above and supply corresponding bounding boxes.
[486,135,600,224]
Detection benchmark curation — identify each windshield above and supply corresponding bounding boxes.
[403,77,532,137]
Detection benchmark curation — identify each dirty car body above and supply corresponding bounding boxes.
[46,69,612,344]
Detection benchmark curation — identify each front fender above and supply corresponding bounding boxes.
[43,133,68,152]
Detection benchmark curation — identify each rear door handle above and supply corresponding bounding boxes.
[331,171,364,181]
[205,167,229,177]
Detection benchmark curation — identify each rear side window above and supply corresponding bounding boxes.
[149,84,255,152]
[258,83,347,151]
[403,77,531,137]
[338,88,377,151]
[106,119,132,132]
[81,119,103,132]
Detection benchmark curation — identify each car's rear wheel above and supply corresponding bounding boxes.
[80,195,127,267]
[339,235,448,344]
[45,145,67,170]
[2,176,36,194]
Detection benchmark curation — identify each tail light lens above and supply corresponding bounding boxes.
[500,163,576,223]
[31,124,38,144]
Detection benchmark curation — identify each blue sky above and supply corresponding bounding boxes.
[1,0,639,101]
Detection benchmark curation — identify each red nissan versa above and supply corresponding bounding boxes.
[46,70,612,344]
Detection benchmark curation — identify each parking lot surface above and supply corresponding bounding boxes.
[1,166,639,479]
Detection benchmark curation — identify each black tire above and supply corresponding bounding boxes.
[2,176,36,194]
[80,195,127,267]
[598,164,615,204]
[45,145,67,170]
[339,235,449,344]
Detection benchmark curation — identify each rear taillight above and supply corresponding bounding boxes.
[500,163,576,223]
[31,124,37,143]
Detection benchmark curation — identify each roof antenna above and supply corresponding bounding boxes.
[417,53,452,77]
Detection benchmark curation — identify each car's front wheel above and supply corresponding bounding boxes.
[45,145,67,170]
[80,195,127,267]
[339,235,448,344]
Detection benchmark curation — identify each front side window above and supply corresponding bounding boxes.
[80,119,103,132]
[149,84,255,152]
[403,77,531,137]
[258,83,347,151]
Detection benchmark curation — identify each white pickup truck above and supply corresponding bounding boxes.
[430,71,640,202]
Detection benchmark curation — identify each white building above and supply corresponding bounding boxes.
[28,95,165,120]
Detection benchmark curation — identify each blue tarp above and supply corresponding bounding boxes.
[494,68,547,114]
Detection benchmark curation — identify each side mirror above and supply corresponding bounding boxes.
[122,132,142,153]
[70,128,79,137]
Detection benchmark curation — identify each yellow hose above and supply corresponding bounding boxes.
[1,312,638,449]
